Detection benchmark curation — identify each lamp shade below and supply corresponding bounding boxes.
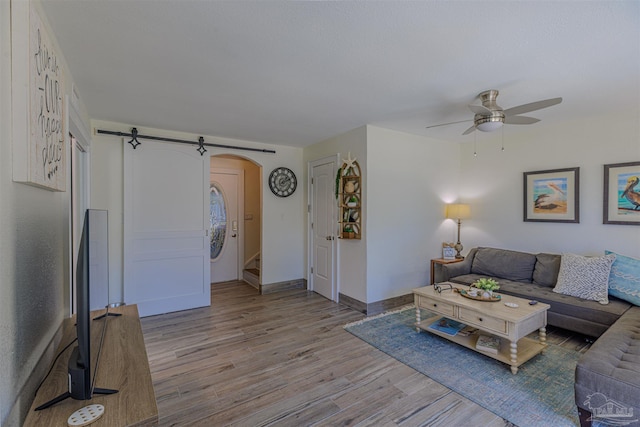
[446,203,471,220]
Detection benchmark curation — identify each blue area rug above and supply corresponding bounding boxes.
[345,307,580,427]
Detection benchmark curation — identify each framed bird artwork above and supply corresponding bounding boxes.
[523,167,580,223]
[604,161,640,225]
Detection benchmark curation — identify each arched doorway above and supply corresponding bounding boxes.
[210,155,262,287]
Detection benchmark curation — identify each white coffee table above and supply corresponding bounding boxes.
[412,283,549,374]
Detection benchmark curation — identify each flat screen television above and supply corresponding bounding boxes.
[36,209,117,410]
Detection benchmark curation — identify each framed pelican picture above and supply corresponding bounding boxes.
[523,167,579,223]
[604,161,640,225]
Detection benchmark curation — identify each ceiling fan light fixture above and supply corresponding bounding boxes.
[474,113,504,132]
[476,120,503,132]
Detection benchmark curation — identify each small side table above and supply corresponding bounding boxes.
[430,258,463,285]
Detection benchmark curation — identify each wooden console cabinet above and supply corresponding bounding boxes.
[24,304,158,426]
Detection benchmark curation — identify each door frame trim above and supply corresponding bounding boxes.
[68,95,92,316]
[308,154,339,302]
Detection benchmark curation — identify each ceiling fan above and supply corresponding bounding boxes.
[427,90,562,135]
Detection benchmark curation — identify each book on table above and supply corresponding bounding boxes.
[428,318,467,336]
[475,335,500,354]
[458,325,479,337]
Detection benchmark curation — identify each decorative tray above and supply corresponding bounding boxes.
[459,289,501,302]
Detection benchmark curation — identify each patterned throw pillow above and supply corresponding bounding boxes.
[553,253,616,304]
[606,250,640,306]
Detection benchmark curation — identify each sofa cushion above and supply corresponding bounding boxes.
[498,279,630,327]
[533,253,561,287]
[471,247,536,283]
[606,250,640,307]
[553,253,616,305]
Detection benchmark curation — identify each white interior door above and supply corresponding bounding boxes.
[310,157,337,301]
[124,141,210,317]
[210,168,242,283]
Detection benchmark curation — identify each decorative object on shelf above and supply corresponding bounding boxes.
[523,167,579,223]
[428,317,467,336]
[342,152,357,174]
[442,242,456,260]
[338,157,361,239]
[268,167,297,197]
[342,224,355,239]
[459,289,502,302]
[445,203,471,258]
[433,282,454,293]
[603,161,640,225]
[344,180,356,193]
[476,335,500,354]
[67,404,105,426]
[472,277,500,299]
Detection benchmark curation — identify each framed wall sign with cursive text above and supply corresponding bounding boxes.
[11,1,66,191]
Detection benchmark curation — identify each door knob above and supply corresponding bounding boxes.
[232,233,237,238]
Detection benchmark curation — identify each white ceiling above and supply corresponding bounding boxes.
[40,1,640,147]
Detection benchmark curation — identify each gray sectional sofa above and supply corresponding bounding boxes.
[441,247,631,337]
[440,247,640,427]
[574,306,640,426]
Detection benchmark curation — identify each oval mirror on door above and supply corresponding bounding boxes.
[210,182,227,260]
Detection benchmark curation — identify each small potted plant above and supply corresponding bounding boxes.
[347,196,358,207]
[343,225,353,239]
[472,278,500,299]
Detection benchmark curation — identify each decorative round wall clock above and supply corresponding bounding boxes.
[269,167,297,197]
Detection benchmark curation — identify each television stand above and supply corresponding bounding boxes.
[24,305,157,426]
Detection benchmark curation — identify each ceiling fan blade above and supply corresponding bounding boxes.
[503,97,562,117]
[462,124,476,135]
[468,104,492,115]
[503,115,541,125]
[426,119,472,129]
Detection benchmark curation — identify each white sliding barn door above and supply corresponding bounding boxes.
[124,141,210,317]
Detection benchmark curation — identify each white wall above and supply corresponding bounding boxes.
[0,1,91,424]
[366,126,461,302]
[304,126,368,302]
[90,120,304,304]
[303,125,462,304]
[459,113,640,259]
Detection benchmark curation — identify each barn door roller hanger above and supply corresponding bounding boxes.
[96,127,276,156]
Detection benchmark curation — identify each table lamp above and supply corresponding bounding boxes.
[446,204,471,259]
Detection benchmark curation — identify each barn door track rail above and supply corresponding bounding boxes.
[96,127,276,156]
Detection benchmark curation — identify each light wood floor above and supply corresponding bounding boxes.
[141,281,589,426]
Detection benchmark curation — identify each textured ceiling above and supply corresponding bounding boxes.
[40,1,640,147]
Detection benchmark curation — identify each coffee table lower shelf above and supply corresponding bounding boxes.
[415,319,547,372]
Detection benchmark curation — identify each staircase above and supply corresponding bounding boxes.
[242,256,260,289]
